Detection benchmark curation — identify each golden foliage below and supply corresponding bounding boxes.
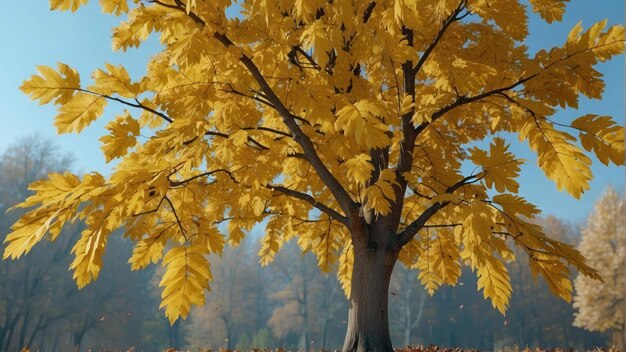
[4,0,623,321]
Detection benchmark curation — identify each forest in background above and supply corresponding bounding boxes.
[0,137,610,351]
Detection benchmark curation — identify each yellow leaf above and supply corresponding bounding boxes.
[49,0,88,12]
[520,118,592,199]
[399,94,414,116]
[312,220,339,273]
[470,137,523,193]
[571,114,624,166]
[55,92,107,134]
[20,63,80,105]
[70,217,110,289]
[294,0,324,21]
[529,255,573,302]
[343,153,374,186]
[300,20,333,67]
[92,63,138,98]
[460,202,494,266]
[100,0,128,15]
[337,244,353,298]
[334,100,391,149]
[398,238,421,268]
[258,217,282,266]
[471,0,528,40]
[528,0,569,23]
[492,194,540,218]
[229,130,249,147]
[363,170,399,216]
[227,222,247,246]
[100,111,140,162]
[159,245,211,323]
[476,256,512,314]
[130,232,167,271]
[112,5,162,51]
[3,209,61,260]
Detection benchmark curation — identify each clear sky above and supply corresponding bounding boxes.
[0,1,623,224]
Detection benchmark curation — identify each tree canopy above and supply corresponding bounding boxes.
[4,0,624,332]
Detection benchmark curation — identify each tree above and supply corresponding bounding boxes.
[0,136,74,351]
[185,240,258,350]
[573,188,626,350]
[3,1,624,352]
[389,263,428,347]
[0,137,163,352]
[268,240,345,351]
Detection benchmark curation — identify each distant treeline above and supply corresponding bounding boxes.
[0,138,607,352]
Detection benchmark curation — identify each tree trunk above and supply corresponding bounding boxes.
[612,329,625,351]
[18,313,28,350]
[342,244,398,352]
[3,314,20,352]
[168,319,180,349]
[403,269,412,347]
[27,316,44,351]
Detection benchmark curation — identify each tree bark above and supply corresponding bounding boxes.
[18,312,29,350]
[612,329,625,351]
[3,314,20,352]
[342,243,398,352]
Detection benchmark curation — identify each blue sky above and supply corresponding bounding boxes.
[0,1,623,224]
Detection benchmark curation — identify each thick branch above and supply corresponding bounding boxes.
[394,174,481,248]
[362,2,377,23]
[231,50,356,213]
[267,184,348,225]
[394,1,464,212]
[397,27,416,178]
[162,1,356,216]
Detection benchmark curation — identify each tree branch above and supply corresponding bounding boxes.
[76,88,173,123]
[413,1,465,76]
[164,4,366,219]
[395,2,468,209]
[411,37,617,139]
[169,169,238,187]
[163,196,188,242]
[267,184,348,226]
[414,75,537,138]
[161,1,357,216]
[362,2,377,23]
[394,173,482,248]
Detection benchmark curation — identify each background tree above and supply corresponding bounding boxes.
[267,240,346,351]
[0,136,74,351]
[0,137,165,352]
[573,188,626,350]
[185,239,259,350]
[4,1,624,352]
[384,216,606,350]
[389,263,428,347]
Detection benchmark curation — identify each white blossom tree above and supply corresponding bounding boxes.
[573,187,626,350]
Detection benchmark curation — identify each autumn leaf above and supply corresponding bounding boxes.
[55,92,107,134]
[49,0,88,12]
[100,0,128,15]
[100,111,140,162]
[335,100,392,149]
[21,63,80,105]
